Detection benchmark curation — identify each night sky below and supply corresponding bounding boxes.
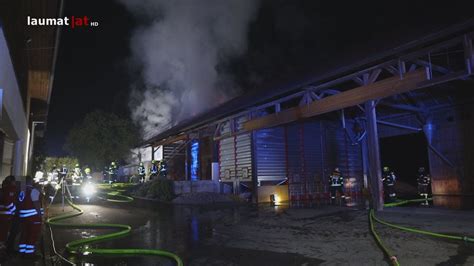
[45,0,473,156]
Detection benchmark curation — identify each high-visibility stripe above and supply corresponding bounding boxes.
[20,209,37,213]
[24,249,34,253]
[6,203,14,208]
[0,210,12,215]
[19,244,26,248]
[20,211,38,218]
[26,245,35,249]
[19,249,26,253]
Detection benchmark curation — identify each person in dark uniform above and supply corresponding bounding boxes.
[17,176,43,257]
[108,162,118,183]
[417,167,431,205]
[149,160,158,181]
[137,162,146,183]
[329,168,345,200]
[0,176,16,254]
[382,166,397,202]
[159,161,168,178]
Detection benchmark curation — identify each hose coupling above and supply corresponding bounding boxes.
[390,256,399,264]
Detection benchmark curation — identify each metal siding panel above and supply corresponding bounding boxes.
[324,121,363,193]
[219,117,253,182]
[255,127,286,181]
[286,124,301,178]
[236,133,252,181]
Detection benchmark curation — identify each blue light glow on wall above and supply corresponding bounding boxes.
[191,140,199,181]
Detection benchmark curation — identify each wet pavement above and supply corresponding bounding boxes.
[2,198,474,266]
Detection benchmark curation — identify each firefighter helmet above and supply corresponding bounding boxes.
[334,167,340,173]
[383,166,390,172]
[139,162,144,166]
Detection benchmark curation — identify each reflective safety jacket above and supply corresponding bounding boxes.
[138,166,146,175]
[417,174,431,186]
[17,185,43,222]
[383,173,396,186]
[74,167,82,176]
[159,163,167,175]
[329,173,344,187]
[108,166,117,175]
[0,184,17,216]
[150,164,158,175]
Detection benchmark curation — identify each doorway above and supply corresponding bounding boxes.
[380,133,429,197]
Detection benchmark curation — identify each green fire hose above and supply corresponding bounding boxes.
[369,198,474,266]
[46,183,184,266]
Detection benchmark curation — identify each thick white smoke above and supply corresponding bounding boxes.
[119,0,260,139]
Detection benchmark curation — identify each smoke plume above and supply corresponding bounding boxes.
[119,0,260,139]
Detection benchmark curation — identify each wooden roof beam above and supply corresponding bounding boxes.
[243,69,427,131]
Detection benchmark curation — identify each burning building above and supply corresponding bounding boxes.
[137,20,474,210]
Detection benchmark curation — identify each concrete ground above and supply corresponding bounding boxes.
[1,199,473,265]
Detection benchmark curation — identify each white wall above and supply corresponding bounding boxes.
[0,26,28,176]
[129,146,163,164]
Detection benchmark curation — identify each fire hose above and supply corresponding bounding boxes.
[46,183,184,266]
[369,198,474,266]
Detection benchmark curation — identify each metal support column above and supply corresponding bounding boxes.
[0,132,4,175]
[364,100,384,210]
[13,140,23,176]
[185,140,189,181]
[464,35,473,74]
[251,131,259,203]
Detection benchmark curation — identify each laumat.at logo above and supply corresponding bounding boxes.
[27,16,99,28]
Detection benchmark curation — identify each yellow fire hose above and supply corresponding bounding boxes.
[369,198,474,266]
[46,183,184,266]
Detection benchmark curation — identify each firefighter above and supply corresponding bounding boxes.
[103,166,109,183]
[17,176,43,257]
[329,168,345,200]
[417,167,431,204]
[149,160,158,181]
[51,164,59,183]
[159,161,168,178]
[0,176,16,252]
[73,164,82,183]
[382,166,397,202]
[84,166,92,181]
[137,162,146,183]
[108,162,118,183]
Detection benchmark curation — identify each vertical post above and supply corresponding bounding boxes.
[13,140,23,176]
[464,35,473,74]
[364,100,384,210]
[361,134,369,189]
[0,132,4,176]
[151,146,155,161]
[185,139,189,181]
[251,131,258,204]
